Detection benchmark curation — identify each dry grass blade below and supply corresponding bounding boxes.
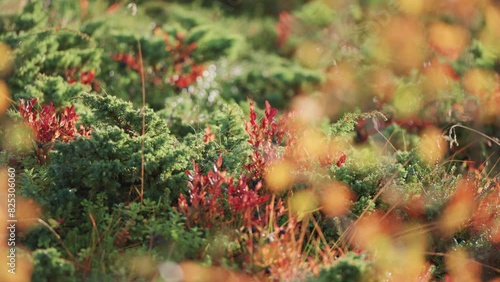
[447,124,500,148]
[138,39,146,205]
[37,218,83,269]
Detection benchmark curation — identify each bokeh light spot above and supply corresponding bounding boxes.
[294,41,324,69]
[446,248,482,282]
[1,121,34,153]
[291,95,324,124]
[417,126,447,165]
[289,189,317,220]
[0,42,14,78]
[264,160,294,193]
[320,182,353,217]
[0,80,11,115]
[392,85,423,118]
[428,22,470,61]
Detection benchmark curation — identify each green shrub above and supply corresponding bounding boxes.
[1,1,101,107]
[312,252,374,282]
[48,92,194,205]
[32,248,76,282]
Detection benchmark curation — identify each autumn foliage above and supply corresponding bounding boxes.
[18,98,92,161]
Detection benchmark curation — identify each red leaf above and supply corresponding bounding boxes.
[336,153,347,167]
[18,99,92,161]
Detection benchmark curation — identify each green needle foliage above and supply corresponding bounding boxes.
[49,92,194,205]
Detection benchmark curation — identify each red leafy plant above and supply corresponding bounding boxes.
[112,29,205,89]
[276,11,295,47]
[65,68,99,92]
[18,98,92,163]
[227,175,270,226]
[245,101,347,181]
[65,68,96,86]
[203,125,215,143]
[177,157,334,281]
[245,101,282,179]
[156,29,205,89]
[169,64,205,89]
[177,156,270,229]
[178,101,352,280]
[112,53,143,75]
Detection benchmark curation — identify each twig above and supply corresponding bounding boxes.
[37,218,83,269]
[447,124,500,149]
[137,39,146,205]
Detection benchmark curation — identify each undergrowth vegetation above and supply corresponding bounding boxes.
[0,0,499,281]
